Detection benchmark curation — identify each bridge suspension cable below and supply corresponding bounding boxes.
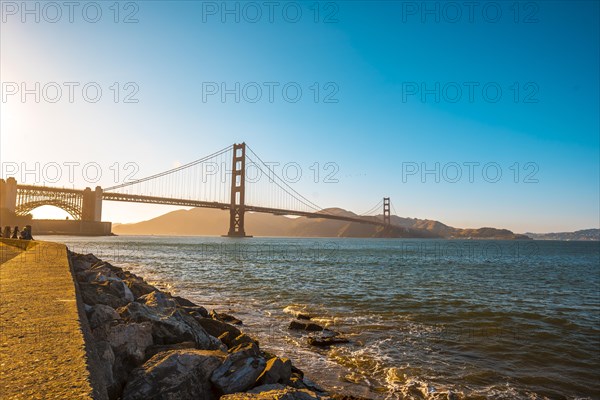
[358,199,383,216]
[99,142,382,222]
[104,145,231,191]
[103,145,233,204]
[390,201,398,217]
[245,145,326,213]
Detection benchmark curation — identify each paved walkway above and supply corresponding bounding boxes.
[0,239,95,399]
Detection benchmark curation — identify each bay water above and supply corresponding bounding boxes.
[41,236,599,399]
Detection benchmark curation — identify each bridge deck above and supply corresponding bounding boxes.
[14,184,390,230]
[102,192,386,227]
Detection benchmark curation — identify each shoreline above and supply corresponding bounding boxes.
[68,249,369,400]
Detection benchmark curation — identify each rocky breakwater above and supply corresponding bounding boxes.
[70,252,362,400]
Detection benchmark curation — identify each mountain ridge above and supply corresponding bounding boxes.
[524,229,599,241]
[113,207,531,239]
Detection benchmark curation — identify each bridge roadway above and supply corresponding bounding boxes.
[13,184,389,228]
[15,184,83,194]
[101,192,387,227]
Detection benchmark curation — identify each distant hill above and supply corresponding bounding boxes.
[113,207,530,239]
[525,229,599,241]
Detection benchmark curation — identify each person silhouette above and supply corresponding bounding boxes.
[3,226,11,238]
[11,226,19,239]
[20,225,33,240]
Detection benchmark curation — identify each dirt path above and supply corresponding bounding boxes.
[0,239,94,399]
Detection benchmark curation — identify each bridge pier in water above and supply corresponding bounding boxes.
[381,197,392,237]
[383,197,391,226]
[226,142,252,237]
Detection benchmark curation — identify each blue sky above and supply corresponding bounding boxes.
[1,1,598,232]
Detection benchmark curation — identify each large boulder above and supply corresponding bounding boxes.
[95,261,125,276]
[80,262,120,282]
[70,253,101,272]
[289,321,324,332]
[248,384,287,394]
[288,376,326,394]
[122,349,225,400]
[144,341,196,360]
[256,357,292,385]
[117,291,222,350]
[211,343,266,394]
[89,304,122,341]
[211,310,243,325]
[89,304,122,330]
[214,332,260,352]
[173,296,209,317]
[123,275,158,299]
[107,322,153,364]
[220,387,326,399]
[173,296,197,307]
[182,305,210,318]
[307,336,349,347]
[80,281,130,308]
[139,290,176,309]
[196,317,242,342]
[307,330,348,347]
[95,340,127,400]
[95,341,116,392]
[106,278,135,303]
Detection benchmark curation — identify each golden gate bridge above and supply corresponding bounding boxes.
[1,143,398,237]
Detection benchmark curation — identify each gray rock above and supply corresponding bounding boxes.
[107,322,153,364]
[288,375,325,394]
[89,304,121,330]
[139,290,177,309]
[77,268,111,283]
[122,275,157,299]
[122,349,225,400]
[95,341,122,399]
[106,278,135,303]
[78,269,134,306]
[70,253,101,271]
[95,341,115,385]
[144,341,196,360]
[307,329,350,347]
[90,304,122,341]
[93,261,125,276]
[256,357,292,385]
[90,263,120,281]
[118,292,222,350]
[173,296,197,307]
[211,310,243,325]
[227,342,261,357]
[195,317,241,340]
[307,335,349,347]
[248,383,286,393]
[220,387,327,399]
[182,305,209,318]
[289,320,324,332]
[79,281,130,308]
[211,342,266,394]
[227,333,259,349]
